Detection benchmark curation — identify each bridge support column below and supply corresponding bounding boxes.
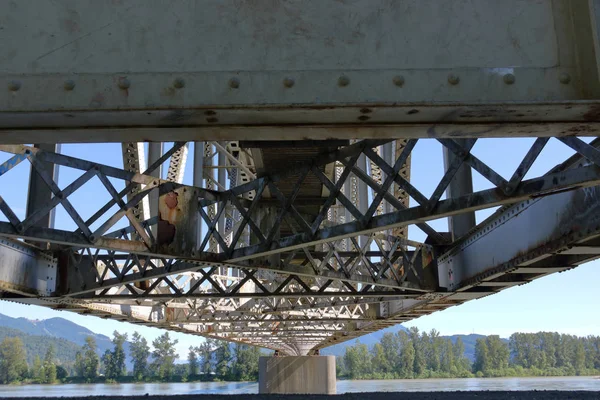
[258,356,336,394]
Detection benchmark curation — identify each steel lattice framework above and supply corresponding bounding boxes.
[0,136,599,354]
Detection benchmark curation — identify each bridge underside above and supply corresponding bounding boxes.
[0,136,599,355]
[0,0,600,356]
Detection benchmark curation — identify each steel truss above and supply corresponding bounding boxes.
[0,136,599,354]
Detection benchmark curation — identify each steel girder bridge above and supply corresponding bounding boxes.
[0,0,599,358]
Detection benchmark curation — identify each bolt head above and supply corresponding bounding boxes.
[8,80,21,92]
[393,75,405,87]
[173,78,185,89]
[559,72,571,84]
[118,77,130,90]
[447,74,460,85]
[338,75,350,87]
[229,77,240,89]
[283,77,295,88]
[64,80,76,91]
[89,235,97,243]
[503,73,516,85]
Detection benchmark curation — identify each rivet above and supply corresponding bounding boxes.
[503,73,516,85]
[358,115,370,122]
[118,77,130,90]
[8,80,21,92]
[229,77,240,89]
[173,78,185,89]
[393,75,405,87]
[447,74,460,85]
[338,75,350,87]
[207,117,219,123]
[559,72,571,84]
[283,77,295,88]
[89,235,97,242]
[64,80,76,91]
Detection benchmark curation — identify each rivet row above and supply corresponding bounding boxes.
[5,73,574,91]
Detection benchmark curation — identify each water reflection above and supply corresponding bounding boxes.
[0,377,597,397]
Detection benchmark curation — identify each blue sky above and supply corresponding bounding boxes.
[0,138,597,358]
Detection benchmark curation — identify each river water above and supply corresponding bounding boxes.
[0,377,598,397]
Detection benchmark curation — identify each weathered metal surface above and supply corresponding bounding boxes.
[438,185,600,291]
[157,185,198,257]
[0,238,56,296]
[1,0,599,142]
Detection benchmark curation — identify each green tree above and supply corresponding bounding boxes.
[101,350,113,376]
[215,343,231,379]
[452,337,469,372]
[473,338,489,373]
[408,327,426,376]
[103,331,128,379]
[188,346,198,376]
[32,355,44,383]
[381,332,401,372]
[0,337,28,384]
[151,332,178,380]
[398,331,415,378]
[343,341,372,378]
[371,343,389,374]
[82,336,99,381]
[43,345,57,384]
[130,331,150,380]
[74,351,85,377]
[574,341,586,375]
[440,338,455,373]
[197,339,214,374]
[427,329,442,372]
[231,344,261,381]
[487,335,509,370]
[55,365,68,380]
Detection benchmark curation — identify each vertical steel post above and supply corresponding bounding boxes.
[357,153,369,248]
[148,142,163,237]
[26,144,61,230]
[382,142,393,216]
[443,139,476,240]
[193,142,205,246]
[217,142,227,253]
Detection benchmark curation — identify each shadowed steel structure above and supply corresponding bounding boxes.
[0,0,599,361]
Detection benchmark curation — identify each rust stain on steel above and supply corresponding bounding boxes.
[164,192,178,209]
[157,218,176,246]
[158,192,179,246]
[584,105,600,121]
[157,187,198,256]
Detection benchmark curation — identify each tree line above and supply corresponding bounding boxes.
[0,330,264,384]
[339,328,600,379]
[74,331,263,383]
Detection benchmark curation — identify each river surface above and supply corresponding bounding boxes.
[0,376,598,397]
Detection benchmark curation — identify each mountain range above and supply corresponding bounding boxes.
[0,312,498,366]
[0,313,132,369]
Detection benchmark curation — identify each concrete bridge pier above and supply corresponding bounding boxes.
[258,356,336,394]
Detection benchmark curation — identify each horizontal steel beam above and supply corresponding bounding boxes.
[2,121,600,143]
[438,184,600,290]
[76,292,412,301]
